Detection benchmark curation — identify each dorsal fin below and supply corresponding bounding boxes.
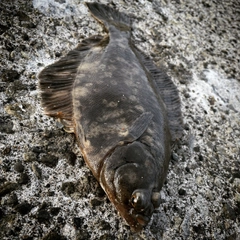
[133,47,183,140]
[38,35,104,132]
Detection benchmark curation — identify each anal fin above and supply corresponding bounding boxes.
[134,47,183,140]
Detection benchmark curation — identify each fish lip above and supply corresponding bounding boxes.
[129,206,152,228]
[127,212,151,232]
[135,213,150,226]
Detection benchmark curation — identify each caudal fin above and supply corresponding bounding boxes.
[85,2,131,31]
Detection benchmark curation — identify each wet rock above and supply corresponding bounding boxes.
[4,104,25,119]
[178,188,186,196]
[90,197,103,208]
[0,182,19,197]
[0,23,9,34]
[42,230,66,240]
[222,202,236,220]
[1,69,20,82]
[23,151,37,162]
[198,154,204,161]
[2,146,11,155]
[66,151,77,166]
[50,207,60,216]
[233,178,240,193]
[75,229,91,240]
[36,209,51,223]
[15,202,33,215]
[232,167,240,179]
[17,11,30,21]
[192,223,205,234]
[95,184,106,198]
[99,233,115,240]
[171,152,179,162]
[55,0,66,3]
[39,154,58,168]
[18,173,30,185]
[5,193,18,207]
[31,163,42,179]
[0,208,4,220]
[0,214,18,239]
[193,146,200,152]
[61,182,75,195]
[21,237,33,240]
[73,217,84,229]
[98,220,111,231]
[31,146,45,154]
[22,33,29,41]
[0,178,6,184]
[14,161,25,173]
[75,174,98,198]
[0,117,14,134]
[226,233,238,240]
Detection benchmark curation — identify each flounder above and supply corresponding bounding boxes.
[39,2,182,232]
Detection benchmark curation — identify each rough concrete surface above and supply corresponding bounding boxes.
[0,0,240,239]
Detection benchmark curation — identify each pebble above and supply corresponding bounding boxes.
[61,182,75,195]
[18,173,30,185]
[66,151,77,166]
[42,230,66,240]
[233,178,240,193]
[15,202,33,215]
[36,209,50,223]
[0,118,14,134]
[23,152,37,162]
[39,154,58,168]
[178,188,186,196]
[90,197,104,208]
[0,182,19,197]
[14,161,25,173]
[31,163,42,179]
[1,69,20,82]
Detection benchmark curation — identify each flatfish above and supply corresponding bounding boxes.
[38,2,182,232]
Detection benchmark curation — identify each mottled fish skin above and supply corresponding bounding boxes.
[39,2,182,232]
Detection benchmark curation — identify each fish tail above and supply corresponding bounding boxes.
[85,2,131,32]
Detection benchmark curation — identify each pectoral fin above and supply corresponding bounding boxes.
[124,112,153,143]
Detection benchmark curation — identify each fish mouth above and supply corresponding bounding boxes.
[125,209,152,232]
[133,212,151,227]
[120,204,154,232]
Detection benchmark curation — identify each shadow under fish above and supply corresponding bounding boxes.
[38,2,182,232]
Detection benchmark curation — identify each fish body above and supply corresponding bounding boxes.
[39,2,182,232]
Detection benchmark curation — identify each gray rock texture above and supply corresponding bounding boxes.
[0,0,239,239]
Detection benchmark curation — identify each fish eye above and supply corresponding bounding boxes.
[130,193,138,207]
[130,190,149,212]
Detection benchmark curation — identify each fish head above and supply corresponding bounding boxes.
[100,141,162,232]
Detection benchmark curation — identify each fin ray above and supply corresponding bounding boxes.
[133,47,183,140]
[127,112,153,141]
[38,35,104,132]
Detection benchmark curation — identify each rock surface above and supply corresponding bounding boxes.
[0,0,239,239]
